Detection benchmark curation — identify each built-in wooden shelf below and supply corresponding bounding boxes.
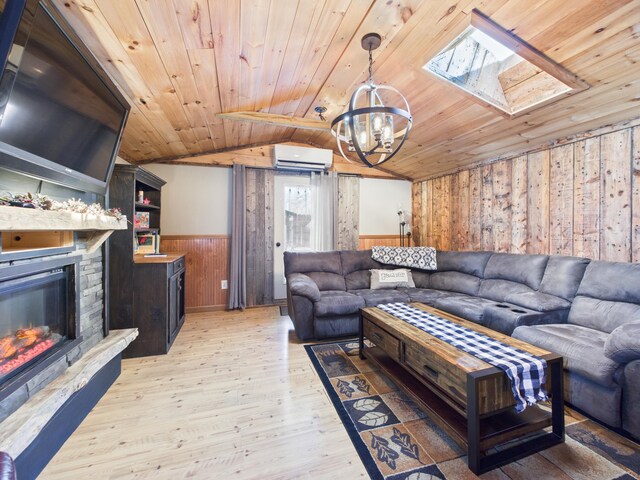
[0,205,127,255]
[134,202,160,210]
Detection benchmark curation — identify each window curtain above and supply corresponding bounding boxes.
[228,164,246,310]
[310,171,337,251]
[336,175,360,250]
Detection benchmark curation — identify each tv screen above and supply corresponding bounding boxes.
[0,0,129,194]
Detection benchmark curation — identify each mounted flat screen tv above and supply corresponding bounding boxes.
[0,0,129,195]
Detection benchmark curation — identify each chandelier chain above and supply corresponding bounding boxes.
[368,47,373,84]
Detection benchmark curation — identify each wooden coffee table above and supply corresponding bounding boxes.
[359,302,564,474]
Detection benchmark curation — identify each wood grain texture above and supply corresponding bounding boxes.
[600,130,632,262]
[510,155,528,253]
[245,169,275,306]
[549,144,574,256]
[336,176,360,250]
[40,308,369,479]
[160,236,230,309]
[358,235,406,250]
[412,182,423,246]
[481,164,494,250]
[49,0,640,183]
[526,150,550,253]
[633,127,640,263]
[573,137,601,259]
[1,329,138,459]
[413,123,638,261]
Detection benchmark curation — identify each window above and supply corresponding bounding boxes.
[423,10,588,117]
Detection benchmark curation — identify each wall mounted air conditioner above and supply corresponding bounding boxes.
[273,144,333,171]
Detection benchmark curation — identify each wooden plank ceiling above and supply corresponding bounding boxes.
[53,0,640,181]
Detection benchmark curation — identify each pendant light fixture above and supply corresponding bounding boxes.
[331,33,412,168]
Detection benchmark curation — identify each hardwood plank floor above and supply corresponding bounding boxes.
[41,307,368,479]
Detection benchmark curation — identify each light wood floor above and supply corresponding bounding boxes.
[41,308,368,479]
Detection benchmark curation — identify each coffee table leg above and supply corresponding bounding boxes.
[359,314,365,360]
[467,374,480,473]
[550,357,565,439]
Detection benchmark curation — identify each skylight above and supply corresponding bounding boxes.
[422,10,589,117]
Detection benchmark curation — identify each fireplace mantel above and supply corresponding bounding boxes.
[0,205,127,254]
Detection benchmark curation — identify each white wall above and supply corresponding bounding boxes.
[137,162,409,236]
[359,178,412,235]
[143,164,232,235]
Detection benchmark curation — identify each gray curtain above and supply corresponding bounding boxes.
[311,171,337,251]
[228,164,246,310]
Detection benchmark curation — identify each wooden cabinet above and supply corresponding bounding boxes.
[107,165,186,358]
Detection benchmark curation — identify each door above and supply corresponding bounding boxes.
[273,174,312,300]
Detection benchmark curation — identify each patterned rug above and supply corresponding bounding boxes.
[306,339,640,480]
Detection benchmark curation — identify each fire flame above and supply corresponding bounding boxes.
[0,326,60,376]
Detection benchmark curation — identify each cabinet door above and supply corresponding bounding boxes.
[168,271,179,342]
[168,268,185,343]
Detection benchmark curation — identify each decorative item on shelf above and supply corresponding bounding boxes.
[0,192,124,220]
[138,190,144,203]
[143,198,151,205]
[136,233,156,254]
[331,32,412,168]
[134,212,149,229]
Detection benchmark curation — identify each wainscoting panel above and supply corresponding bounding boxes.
[412,123,640,262]
[161,236,229,310]
[358,235,409,250]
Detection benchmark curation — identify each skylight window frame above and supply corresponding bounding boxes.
[422,9,590,119]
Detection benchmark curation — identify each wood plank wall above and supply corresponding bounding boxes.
[358,235,412,250]
[412,125,640,262]
[336,176,360,250]
[161,235,229,311]
[246,168,275,307]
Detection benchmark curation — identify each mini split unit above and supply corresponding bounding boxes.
[273,144,333,171]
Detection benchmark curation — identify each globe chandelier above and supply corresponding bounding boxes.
[331,33,412,168]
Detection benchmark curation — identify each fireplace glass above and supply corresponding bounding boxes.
[0,265,73,386]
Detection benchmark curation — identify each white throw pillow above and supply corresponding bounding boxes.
[370,269,416,289]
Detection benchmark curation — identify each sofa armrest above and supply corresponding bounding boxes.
[605,321,640,363]
[0,452,16,480]
[287,273,321,302]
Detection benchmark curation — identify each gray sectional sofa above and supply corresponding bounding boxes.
[284,249,640,439]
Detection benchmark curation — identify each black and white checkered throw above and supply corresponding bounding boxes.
[377,303,548,413]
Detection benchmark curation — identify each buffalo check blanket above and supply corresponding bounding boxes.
[377,303,548,413]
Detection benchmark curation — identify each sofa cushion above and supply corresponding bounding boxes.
[576,260,640,304]
[370,269,415,289]
[430,271,480,295]
[568,296,640,333]
[512,324,621,387]
[484,252,549,289]
[404,288,450,306]
[435,251,492,276]
[284,251,346,291]
[539,256,590,301]
[306,272,346,292]
[314,291,364,317]
[411,271,431,288]
[504,291,571,312]
[434,295,496,324]
[341,250,383,290]
[350,289,410,307]
[478,279,532,302]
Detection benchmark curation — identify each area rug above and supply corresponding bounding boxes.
[306,339,640,480]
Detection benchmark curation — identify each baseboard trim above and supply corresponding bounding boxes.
[186,305,227,313]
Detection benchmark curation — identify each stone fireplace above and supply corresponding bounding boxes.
[0,205,137,475]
